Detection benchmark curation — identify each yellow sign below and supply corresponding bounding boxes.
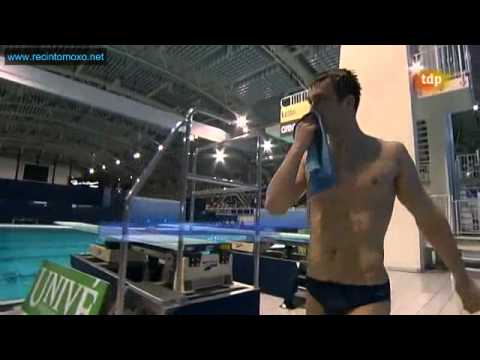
[279,90,311,137]
[219,243,232,251]
[280,101,311,124]
[280,91,311,136]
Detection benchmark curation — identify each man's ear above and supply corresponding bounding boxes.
[343,95,355,109]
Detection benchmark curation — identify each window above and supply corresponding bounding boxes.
[23,164,49,182]
[415,120,431,183]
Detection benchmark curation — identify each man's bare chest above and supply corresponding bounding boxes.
[305,155,398,205]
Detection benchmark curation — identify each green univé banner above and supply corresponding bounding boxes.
[22,261,110,315]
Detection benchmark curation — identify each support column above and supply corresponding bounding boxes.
[14,149,21,180]
[339,45,422,271]
[52,157,57,184]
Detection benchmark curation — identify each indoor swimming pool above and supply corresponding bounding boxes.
[0,225,102,302]
[0,224,255,302]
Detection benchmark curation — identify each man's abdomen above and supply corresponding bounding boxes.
[307,243,389,285]
[307,210,392,285]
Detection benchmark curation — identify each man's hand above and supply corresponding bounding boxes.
[455,276,480,314]
[293,113,318,153]
[394,142,480,314]
[265,115,311,214]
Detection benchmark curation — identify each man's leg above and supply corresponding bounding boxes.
[346,301,391,315]
[306,291,326,315]
[282,265,300,309]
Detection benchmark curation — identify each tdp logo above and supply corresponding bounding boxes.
[422,72,443,87]
[413,69,451,95]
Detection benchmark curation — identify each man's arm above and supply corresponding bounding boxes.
[394,143,469,284]
[265,113,318,214]
[265,147,307,215]
[395,143,480,313]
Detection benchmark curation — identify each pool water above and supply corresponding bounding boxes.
[0,228,102,302]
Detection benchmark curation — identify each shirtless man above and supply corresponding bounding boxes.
[265,69,480,315]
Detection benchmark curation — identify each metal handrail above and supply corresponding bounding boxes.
[115,118,188,314]
[412,45,470,79]
[186,174,258,189]
[454,198,480,235]
[429,194,480,236]
[456,152,480,180]
[115,107,265,313]
[193,187,259,197]
[190,112,263,288]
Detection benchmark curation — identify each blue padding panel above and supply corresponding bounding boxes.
[0,178,102,205]
[72,255,260,315]
[167,289,260,315]
[259,209,308,230]
[232,252,299,302]
[0,179,124,224]
[129,197,180,226]
[71,255,117,309]
[0,200,120,224]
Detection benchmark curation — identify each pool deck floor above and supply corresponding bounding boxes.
[2,270,477,315]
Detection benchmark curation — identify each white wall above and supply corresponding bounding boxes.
[0,157,17,180]
[340,45,422,271]
[0,156,82,185]
[52,164,69,185]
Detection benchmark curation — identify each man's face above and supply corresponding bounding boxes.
[308,79,353,125]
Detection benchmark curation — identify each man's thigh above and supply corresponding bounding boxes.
[346,301,391,315]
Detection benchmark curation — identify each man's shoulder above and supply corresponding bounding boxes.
[368,137,406,157]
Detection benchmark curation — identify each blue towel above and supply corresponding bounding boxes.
[294,111,336,195]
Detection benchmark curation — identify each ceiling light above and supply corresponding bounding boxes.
[262,139,273,153]
[235,114,248,128]
[214,148,226,164]
[409,60,424,74]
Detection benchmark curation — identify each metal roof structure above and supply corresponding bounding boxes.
[0,45,340,188]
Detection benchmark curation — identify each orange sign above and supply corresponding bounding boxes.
[412,69,453,96]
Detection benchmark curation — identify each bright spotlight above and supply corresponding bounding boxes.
[89,168,95,175]
[115,159,121,165]
[214,148,226,163]
[409,60,424,74]
[262,139,273,153]
[235,114,248,128]
[102,164,106,170]
[133,152,141,159]
[158,145,164,151]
